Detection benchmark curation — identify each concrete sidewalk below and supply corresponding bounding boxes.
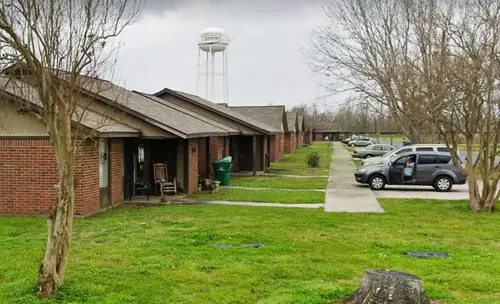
[174,199,323,209]
[324,142,384,213]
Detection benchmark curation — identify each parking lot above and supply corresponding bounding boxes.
[355,183,471,200]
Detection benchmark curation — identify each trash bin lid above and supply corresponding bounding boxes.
[214,156,232,164]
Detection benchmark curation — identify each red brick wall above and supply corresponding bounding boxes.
[314,132,323,141]
[198,138,207,178]
[209,136,224,176]
[109,139,123,207]
[284,132,295,154]
[186,138,199,194]
[269,135,278,162]
[73,139,100,216]
[0,138,124,216]
[224,137,230,157]
[304,131,312,145]
[0,139,58,215]
[296,131,304,149]
[263,136,269,169]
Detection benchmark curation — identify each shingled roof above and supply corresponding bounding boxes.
[286,112,297,132]
[228,105,286,132]
[0,77,140,136]
[297,115,304,132]
[313,121,346,132]
[153,88,281,134]
[83,80,237,138]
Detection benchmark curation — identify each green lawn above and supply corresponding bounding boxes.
[267,168,329,176]
[271,142,332,170]
[352,159,361,167]
[230,176,327,190]
[364,133,406,140]
[188,188,325,204]
[1,199,500,303]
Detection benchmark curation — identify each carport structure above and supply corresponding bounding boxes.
[153,88,281,175]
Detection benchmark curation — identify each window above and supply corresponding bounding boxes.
[383,145,394,151]
[361,138,370,141]
[438,155,452,164]
[395,148,412,155]
[437,147,449,152]
[372,145,383,151]
[394,156,407,166]
[416,147,434,152]
[99,139,109,188]
[417,155,438,165]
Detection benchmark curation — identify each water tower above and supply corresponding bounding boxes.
[196,28,230,103]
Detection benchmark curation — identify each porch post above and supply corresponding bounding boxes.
[252,135,257,176]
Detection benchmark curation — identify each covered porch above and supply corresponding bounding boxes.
[123,138,188,200]
[229,135,268,175]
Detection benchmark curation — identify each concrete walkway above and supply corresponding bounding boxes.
[222,186,326,192]
[174,199,323,209]
[324,142,384,213]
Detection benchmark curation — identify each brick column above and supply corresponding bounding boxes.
[109,138,123,207]
[209,136,224,176]
[198,138,207,178]
[186,138,199,194]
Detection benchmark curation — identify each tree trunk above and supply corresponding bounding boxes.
[38,117,76,298]
[341,270,430,304]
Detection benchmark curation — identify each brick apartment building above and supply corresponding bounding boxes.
[0,75,283,216]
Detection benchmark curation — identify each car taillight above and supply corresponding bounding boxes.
[353,151,357,154]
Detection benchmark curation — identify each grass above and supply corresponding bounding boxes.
[352,159,362,167]
[229,176,327,190]
[188,188,325,204]
[267,168,329,176]
[271,142,332,170]
[1,199,500,303]
[457,144,500,153]
[364,133,406,140]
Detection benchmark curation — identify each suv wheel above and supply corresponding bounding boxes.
[369,175,386,190]
[364,154,373,159]
[434,176,452,192]
[350,143,355,147]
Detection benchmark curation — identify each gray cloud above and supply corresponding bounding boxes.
[143,0,324,14]
[113,0,326,108]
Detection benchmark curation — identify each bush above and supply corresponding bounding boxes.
[307,152,320,167]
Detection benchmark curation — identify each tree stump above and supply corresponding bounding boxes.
[343,270,430,304]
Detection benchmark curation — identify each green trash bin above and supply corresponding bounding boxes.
[213,156,233,186]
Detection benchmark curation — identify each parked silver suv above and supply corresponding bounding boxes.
[354,151,467,191]
[361,144,451,166]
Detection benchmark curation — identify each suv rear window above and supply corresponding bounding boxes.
[416,147,434,152]
[417,155,438,164]
[437,147,449,152]
[438,155,452,164]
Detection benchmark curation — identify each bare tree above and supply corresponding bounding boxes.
[307,0,500,212]
[0,0,142,297]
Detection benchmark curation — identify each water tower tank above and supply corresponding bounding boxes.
[198,28,230,53]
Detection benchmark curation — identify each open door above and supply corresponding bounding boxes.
[99,138,110,209]
[389,155,406,184]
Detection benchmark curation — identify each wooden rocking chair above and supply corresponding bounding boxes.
[153,162,177,196]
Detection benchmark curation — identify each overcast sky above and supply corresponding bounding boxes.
[113,0,327,109]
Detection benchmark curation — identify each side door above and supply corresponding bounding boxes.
[99,138,110,209]
[371,144,384,156]
[389,156,407,184]
[415,154,439,184]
